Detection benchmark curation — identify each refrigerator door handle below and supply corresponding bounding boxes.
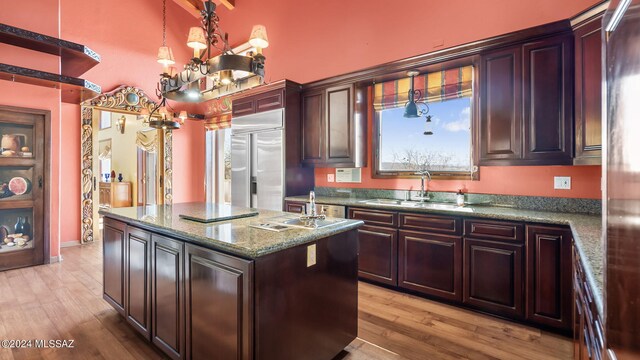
[250,177,258,195]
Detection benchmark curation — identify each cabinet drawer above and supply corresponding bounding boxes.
[399,213,461,235]
[232,98,255,116]
[464,219,524,242]
[348,208,397,227]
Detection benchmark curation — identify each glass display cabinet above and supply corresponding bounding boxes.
[0,106,46,270]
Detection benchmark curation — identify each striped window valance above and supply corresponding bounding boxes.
[205,113,231,131]
[373,65,473,110]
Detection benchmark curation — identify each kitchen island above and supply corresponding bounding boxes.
[99,202,363,360]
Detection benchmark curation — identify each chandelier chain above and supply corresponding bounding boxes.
[162,0,167,46]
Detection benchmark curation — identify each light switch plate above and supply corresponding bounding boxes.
[307,244,317,267]
[554,176,571,190]
[327,174,335,182]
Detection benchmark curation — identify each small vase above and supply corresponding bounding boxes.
[22,216,31,238]
[14,216,24,234]
[118,173,123,182]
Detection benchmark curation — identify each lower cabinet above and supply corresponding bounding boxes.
[526,225,572,330]
[463,237,525,319]
[357,225,398,285]
[151,234,184,360]
[126,226,152,340]
[103,218,126,315]
[398,230,462,302]
[185,243,253,360]
[573,245,604,360]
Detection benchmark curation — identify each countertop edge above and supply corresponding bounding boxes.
[100,210,364,259]
[286,195,605,316]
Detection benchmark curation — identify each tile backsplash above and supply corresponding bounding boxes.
[314,187,601,215]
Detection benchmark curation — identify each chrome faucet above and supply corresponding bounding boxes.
[414,170,432,202]
[300,191,326,227]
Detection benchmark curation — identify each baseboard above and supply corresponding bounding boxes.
[49,254,63,263]
[60,240,81,248]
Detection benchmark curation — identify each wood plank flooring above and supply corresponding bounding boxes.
[0,243,572,359]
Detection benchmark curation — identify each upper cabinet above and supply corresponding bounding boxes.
[573,15,603,165]
[301,84,367,168]
[480,33,573,166]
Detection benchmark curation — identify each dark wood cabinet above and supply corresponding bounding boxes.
[463,237,524,318]
[301,84,366,168]
[480,46,523,162]
[348,207,397,227]
[357,225,398,286]
[522,35,573,164]
[103,217,126,315]
[399,230,462,302]
[125,226,152,340]
[573,245,604,360]
[232,88,284,117]
[284,200,306,214]
[185,243,253,360]
[574,16,603,165]
[151,234,184,360]
[480,34,573,165]
[526,225,572,330]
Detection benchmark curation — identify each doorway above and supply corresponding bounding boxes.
[80,86,173,244]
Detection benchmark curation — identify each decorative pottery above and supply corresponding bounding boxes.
[1,134,27,152]
[118,173,123,182]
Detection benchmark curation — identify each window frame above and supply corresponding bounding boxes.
[371,62,480,180]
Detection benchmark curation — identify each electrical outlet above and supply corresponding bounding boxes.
[554,176,571,190]
[327,174,335,183]
[307,244,317,267]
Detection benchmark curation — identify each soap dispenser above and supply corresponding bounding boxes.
[456,190,465,207]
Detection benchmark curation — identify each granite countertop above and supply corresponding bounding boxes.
[286,195,604,315]
[100,202,363,259]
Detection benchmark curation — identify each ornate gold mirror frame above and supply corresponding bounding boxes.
[80,86,173,243]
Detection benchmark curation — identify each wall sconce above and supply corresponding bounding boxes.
[116,115,126,134]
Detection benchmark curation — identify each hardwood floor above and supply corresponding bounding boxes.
[0,242,572,360]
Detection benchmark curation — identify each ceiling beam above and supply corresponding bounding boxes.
[173,0,235,17]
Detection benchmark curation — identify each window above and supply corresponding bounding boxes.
[373,65,477,179]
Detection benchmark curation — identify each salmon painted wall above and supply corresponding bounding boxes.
[213,0,602,199]
[56,0,207,243]
[0,1,62,257]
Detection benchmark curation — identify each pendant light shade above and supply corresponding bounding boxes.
[157,46,175,65]
[219,70,233,85]
[179,110,188,120]
[404,101,420,118]
[187,27,207,49]
[249,25,269,48]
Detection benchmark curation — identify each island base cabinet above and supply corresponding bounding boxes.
[125,226,152,340]
[463,238,524,319]
[103,218,126,315]
[398,230,462,302]
[151,234,184,360]
[254,229,358,360]
[185,244,253,360]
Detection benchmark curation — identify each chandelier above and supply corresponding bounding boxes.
[157,0,268,103]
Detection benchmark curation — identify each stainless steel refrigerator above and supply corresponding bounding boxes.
[231,108,287,211]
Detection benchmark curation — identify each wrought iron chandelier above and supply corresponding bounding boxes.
[157,0,268,103]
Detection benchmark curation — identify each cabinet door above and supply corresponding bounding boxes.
[399,230,462,302]
[103,218,126,315]
[463,238,524,318]
[185,244,253,360]
[574,18,603,164]
[358,225,397,286]
[325,84,354,165]
[301,90,324,164]
[526,225,572,330]
[480,46,523,163]
[152,234,184,360]
[522,35,573,164]
[126,226,152,340]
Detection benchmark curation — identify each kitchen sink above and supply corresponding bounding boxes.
[359,199,474,212]
[260,216,349,230]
